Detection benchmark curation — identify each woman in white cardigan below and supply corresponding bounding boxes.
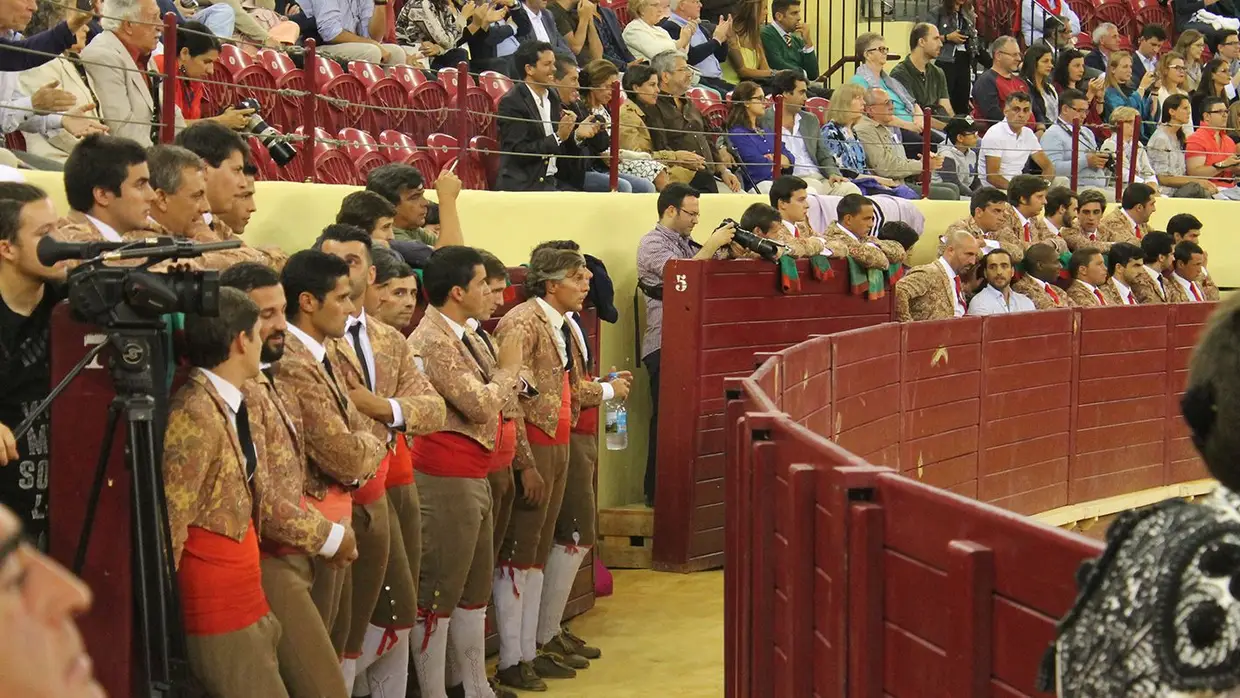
[622,0,691,61]
[17,10,102,164]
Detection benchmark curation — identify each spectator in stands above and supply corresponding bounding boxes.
[718,200,827,259]
[0,502,104,696]
[1086,23,1120,73]
[636,183,735,504]
[1020,0,1079,48]
[1190,57,1240,127]
[972,36,1028,129]
[890,22,952,129]
[851,31,924,134]
[464,0,521,73]
[58,133,155,242]
[1052,49,1105,129]
[1148,93,1216,198]
[967,248,1035,315]
[1186,95,1240,199]
[1132,231,1174,303]
[929,0,976,116]
[1102,51,1155,126]
[822,193,906,270]
[1020,44,1058,130]
[1097,181,1155,244]
[395,0,482,69]
[552,52,649,192]
[366,163,432,243]
[579,60,668,190]
[1171,240,1209,302]
[1101,241,1143,305]
[1175,29,1208,91]
[546,0,602,64]
[1041,88,1109,192]
[84,0,174,148]
[0,2,97,76]
[1100,106,1158,189]
[1041,184,1075,242]
[726,80,788,190]
[1012,242,1068,308]
[878,220,919,258]
[622,0,689,61]
[337,190,396,243]
[1216,28,1240,76]
[645,50,743,192]
[147,144,208,237]
[1132,24,1168,88]
[759,70,861,196]
[934,116,979,197]
[1149,52,1191,128]
[156,0,237,41]
[946,186,1023,260]
[894,229,978,321]
[219,160,256,236]
[855,87,957,199]
[299,0,410,66]
[618,64,703,186]
[978,92,1056,191]
[16,4,106,166]
[822,83,919,197]
[1062,187,1108,251]
[512,0,574,57]
[660,0,733,95]
[159,23,255,132]
[1066,246,1109,306]
[720,0,773,91]
[366,246,418,329]
[760,0,829,97]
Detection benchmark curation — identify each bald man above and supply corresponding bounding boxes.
[894,230,981,321]
[1011,242,1070,309]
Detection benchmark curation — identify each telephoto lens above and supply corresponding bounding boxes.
[236,98,297,166]
[720,218,781,263]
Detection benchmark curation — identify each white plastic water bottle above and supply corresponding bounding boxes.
[604,373,628,450]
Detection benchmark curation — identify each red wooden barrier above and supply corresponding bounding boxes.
[655,258,895,571]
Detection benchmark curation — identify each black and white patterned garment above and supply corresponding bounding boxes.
[1044,486,1240,697]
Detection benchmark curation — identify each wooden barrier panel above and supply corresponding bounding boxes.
[1165,303,1214,485]
[655,258,894,571]
[831,324,902,466]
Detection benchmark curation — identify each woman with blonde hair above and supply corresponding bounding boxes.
[1102,50,1154,138]
[1174,29,1207,91]
[819,83,919,197]
[1100,105,1157,191]
[1148,51,1192,133]
[622,0,693,61]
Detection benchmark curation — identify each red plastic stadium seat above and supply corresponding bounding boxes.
[803,96,829,125]
[379,129,419,162]
[218,43,278,125]
[1093,0,1136,37]
[338,127,388,179]
[247,136,280,181]
[391,64,449,142]
[426,133,458,171]
[408,149,440,185]
[349,60,408,134]
[314,58,367,132]
[437,66,475,101]
[465,135,498,190]
[478,70,514,109]
[256,48,303,131]
[308,127,361,185]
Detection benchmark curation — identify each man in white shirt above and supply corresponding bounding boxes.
[59,133,156,242]
[1171,240,1209,302]
[980,92,1056,190]
[1020,0,1080,48]
[968,248,1036,315]
[1101,241,1142,306]
[515,0,574,55]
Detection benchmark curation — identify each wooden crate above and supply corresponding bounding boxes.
[599,504,654,569]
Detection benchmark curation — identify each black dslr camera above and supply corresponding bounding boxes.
[237,98,298,167]
[722,217,781,263]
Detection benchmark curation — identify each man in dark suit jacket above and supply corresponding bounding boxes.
[496,40,595,191]
[658,3,733,95]
[511,0,575,57]
[1084,23,1120,73]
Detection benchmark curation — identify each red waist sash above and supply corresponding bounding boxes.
[528,372,572,446]
[179,526,268,635]
[352,450,391,506]
[412,431,492,478]
[386,435,414,488]
[490,418,517,472]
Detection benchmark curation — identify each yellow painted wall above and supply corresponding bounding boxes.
[25,170,1236,507]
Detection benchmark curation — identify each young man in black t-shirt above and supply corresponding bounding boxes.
[0,183,69,550]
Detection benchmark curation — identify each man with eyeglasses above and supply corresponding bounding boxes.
[1186,96,1240,201]
[971,36,1031,130]
[979,91,1056,191]
[1214,29,1240,78]
[1040,88,1109,191]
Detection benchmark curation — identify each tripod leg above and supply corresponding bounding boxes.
[72,402,124,576]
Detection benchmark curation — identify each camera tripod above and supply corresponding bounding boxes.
[16,320,191,698]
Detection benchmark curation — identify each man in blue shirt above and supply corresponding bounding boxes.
[659,0,732,94]
[299,0,411,65]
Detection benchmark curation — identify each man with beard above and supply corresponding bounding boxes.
[1012,242,1069,309]
[315,224,446,696]
[220,262,358,698]
[1040,186,1075,250]
[893,229,980,321]
[967,248,1035,315]
[1100,242,1142,306]
[365,247,418,331]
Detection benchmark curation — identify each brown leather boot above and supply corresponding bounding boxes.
[496,661,547,692]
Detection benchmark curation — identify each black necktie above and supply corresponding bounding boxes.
[235,400,258,482]
[476,328,496,360]
[559,322,573,371]
[321,356,336,383]
[462,332,492,380]
[262,366,274,385]
[348,322,373,391]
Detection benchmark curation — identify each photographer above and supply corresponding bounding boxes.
[717,202,826,260]
[636,183,734,506]
[0,183,69,549]
[159,22,256,132]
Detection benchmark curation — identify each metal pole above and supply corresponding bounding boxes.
[159,13,177,145]
[921,107,931,198]
[1070,118,1080,190]
[1114,119,1124,202]
[609,80,620,192]
[302,39,317,183]
[771,94,784,182]
[456,60,469,167]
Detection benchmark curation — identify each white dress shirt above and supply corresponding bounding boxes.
[536,299,615,401]
[522,4,551,42]
[1171,271,1203,301]
[201,367,245,436]
[967,284,1036,315]
[781,112,819,178]
[526,83,560,177]
[345,311,405,431]
[1111,277,1136,304]
[85,213,123,242]
[938,256,964,317]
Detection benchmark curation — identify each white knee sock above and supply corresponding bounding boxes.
[341,657,358,693]
[354,623,388,678]
[413,616,451,698]
[449,607,497,698]
[367,628,412,698]
[446,632,462,688]
[492,566,525,670]
[521,568,544,662]
[537,544,589,645]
